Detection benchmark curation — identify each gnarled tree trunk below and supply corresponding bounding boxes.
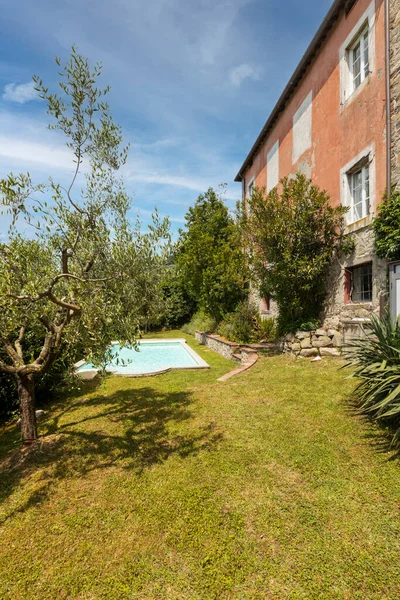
[17,373,37,443]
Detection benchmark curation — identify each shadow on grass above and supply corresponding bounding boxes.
[343,393,400,463]
[0,383,223,524]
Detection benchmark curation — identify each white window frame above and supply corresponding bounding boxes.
[340,144,375,227]
[247,176,255,199]
[349,25,369,93]
[348,163,370,223]
[339,0,375,107]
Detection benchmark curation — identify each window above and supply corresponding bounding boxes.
[247,177,255,199]
[248,179,254,198]
[339,1,375,106]
[347,162,370,223]
[349,26,369,92]
[347,263,373,303]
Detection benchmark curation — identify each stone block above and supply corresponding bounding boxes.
[320,347,341,357]
[300,338,312,349]
[300,348,319,358]
[332,333,343,347]
[291,343,301,351]
[315,329,326,336]
[312,336,333,348]
[327,329,338,337]
[296,331,310,340]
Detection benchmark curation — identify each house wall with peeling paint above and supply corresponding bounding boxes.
[242,0,390,327]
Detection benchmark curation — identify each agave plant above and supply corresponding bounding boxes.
[343,314,400,444]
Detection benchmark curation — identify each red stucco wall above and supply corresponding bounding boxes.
[243,0,387,212]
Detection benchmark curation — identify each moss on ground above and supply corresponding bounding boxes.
[1,331,400,599]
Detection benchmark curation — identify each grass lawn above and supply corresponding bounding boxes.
[1,330,400,599]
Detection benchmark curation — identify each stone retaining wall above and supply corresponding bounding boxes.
[282,328,342,358]
[194,331,239,360]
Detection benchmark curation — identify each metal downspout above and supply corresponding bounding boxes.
[385,0,392,194]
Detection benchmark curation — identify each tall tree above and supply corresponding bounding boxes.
[176,187,248,322]
[245,173,352,332]
[0,48,169,443]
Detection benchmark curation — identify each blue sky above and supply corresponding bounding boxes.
[0,0,333,238]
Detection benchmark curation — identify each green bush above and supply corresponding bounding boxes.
[344,314,400,445]
[152,270,196,330]
[217,303,277,344]
[373,190,400,261]
[217,303,256,344]
[254,314,278,342]
[244,173,352,334]
[182,310,217,336]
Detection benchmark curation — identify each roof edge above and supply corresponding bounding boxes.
[234,0,347,183]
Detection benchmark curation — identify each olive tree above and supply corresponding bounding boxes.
[0,48,169,443]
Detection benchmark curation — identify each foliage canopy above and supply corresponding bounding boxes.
[0,47,169,441]
[176,187,248,322]
[373,189,400,261]
[245,173,353,333]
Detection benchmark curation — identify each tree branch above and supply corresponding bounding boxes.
[0,359,16,374]
[14,320,28,360]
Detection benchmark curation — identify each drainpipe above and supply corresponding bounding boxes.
[385,0,392,195]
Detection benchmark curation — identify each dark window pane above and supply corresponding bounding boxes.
[351,263,372,302]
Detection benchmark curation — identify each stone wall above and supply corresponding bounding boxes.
[283,328,342,358]
[323,225,388,330]
[390,0,400,188]
[194,331,239,360]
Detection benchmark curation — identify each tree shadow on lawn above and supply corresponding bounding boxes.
[0,383,223,524]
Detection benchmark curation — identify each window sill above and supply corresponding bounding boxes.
[344,215,372,234]
[343,302,373,307]
[340,74,371,112]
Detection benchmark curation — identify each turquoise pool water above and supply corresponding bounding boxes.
[76,340,207,375]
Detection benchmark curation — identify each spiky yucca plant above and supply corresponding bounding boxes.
[344,314,400,444]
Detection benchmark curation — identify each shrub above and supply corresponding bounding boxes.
[344,314,400,445]
[218,302,256,343]
[373,190,400,261]
[182,310,217,336]
[162,275,196,328]
[254,315,278,342]
[217,303,277,344]
[244,173,353,334]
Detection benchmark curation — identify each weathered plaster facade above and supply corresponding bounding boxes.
[390,0,400,187]
[236,0,393,328]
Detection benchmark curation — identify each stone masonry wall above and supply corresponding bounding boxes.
[283,328,342,358]
[390,0,400,188]
[323,225,388,330]
[194,331,239,360]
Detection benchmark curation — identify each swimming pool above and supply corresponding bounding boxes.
[75,339,209,378]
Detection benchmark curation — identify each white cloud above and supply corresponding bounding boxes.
[0,137,75,171]
[229,63,261,87]
[3,81,38,104]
